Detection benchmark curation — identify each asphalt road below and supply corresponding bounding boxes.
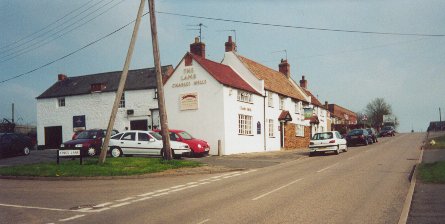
[0,133,424,224]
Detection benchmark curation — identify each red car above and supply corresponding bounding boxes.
[60,129,119,156]
[153,129,210,157]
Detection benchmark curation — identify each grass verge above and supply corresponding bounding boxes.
[425,135,445,149]
[0,157,202,177]
[418,161,445,183]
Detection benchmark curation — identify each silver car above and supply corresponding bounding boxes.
[108,131,191,159]
[309,131,347,156]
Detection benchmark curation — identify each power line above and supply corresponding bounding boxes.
[0,12,147,84]
[0,0,123,62]
[0,1,94,51]
[157,11,445,37]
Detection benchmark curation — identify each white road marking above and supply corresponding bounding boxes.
[59,215,85,222]
[170,184,186,189]
[317,163,339,173]
[186,182,198,185]
[109,202,131,208]
[197,218,211,224]
[93,202,113,208]
[138,192,155,197]
[115,197,135,202]
[0,203,71,212]
[152,192,170,197]
[131,196,152,202]
[252,178,303,201]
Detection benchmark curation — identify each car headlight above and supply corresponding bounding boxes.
[75,144,83,147]
[198,144,202,148]
[60,144,65,147]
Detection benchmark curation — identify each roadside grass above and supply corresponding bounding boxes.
[418,161,445,184]
[425,135,445,149]
[0,157,202,177]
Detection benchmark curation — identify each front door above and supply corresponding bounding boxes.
[44,126,62,149]
[130,120,148,131]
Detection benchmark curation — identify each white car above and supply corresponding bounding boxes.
[108,131,191,159]
[309,131,347,156]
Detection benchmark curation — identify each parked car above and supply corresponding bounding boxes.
[60,129,119,156]
[108,130,191,159]
[366,128,378,143]
[309,131,347,156]
[379,126,396,137]
[0,133,33,158]
[153,129,210,157]
[346,129,373,146]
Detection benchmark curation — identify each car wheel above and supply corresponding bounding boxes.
[87,147,97,156]
[23,146,31,156]
[343,145,348,152]
[189,150,195,158]
[334,146,340,155]
[364,139,368,146]
[309,152,315,157]
[110,147,122,158]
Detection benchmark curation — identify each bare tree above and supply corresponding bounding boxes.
[364,98,393,129]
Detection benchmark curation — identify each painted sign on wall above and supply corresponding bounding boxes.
[73,115,86,132]
[180,92,199,110]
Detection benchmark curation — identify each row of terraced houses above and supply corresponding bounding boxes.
[36,36,357,155]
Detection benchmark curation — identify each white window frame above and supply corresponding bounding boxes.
[119,92,125,108]
[296,124,305,137]
[267,91,273,108]
[57,98,65,107]
[238,114,252,135]
[268,119,274,137]
[279,96,285,110]
[237,90,253,103]
[295,101,302,114]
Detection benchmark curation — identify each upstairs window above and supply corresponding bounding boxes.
[237,91,252,103]
[58,98,65,107]
[295,101,302,114]
[91,83,105,92]
[279,96,285,110]
[119,92,125,108]
[267,91,273,107]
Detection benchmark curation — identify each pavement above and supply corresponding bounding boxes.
[407,131,445,224]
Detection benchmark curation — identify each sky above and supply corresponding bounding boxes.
[0,0,444,133]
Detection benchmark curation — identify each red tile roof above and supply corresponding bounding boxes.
[189,53,261,95]
[302,88,323,107]
[236,55,307,102]
[278,110,293,122]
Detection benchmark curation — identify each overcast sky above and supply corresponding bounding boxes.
[1,0,444,132]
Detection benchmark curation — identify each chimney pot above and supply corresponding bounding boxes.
[190,37,206,58]
[58,74,67,81]
[225,35,236,52]
[300,75,308,89]
[278,59,290,78]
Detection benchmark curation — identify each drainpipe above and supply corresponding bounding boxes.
[263,94,266,151]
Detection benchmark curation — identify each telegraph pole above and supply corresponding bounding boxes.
[98,0,146,164]
[148,0,172,160]
[440,107,442,122]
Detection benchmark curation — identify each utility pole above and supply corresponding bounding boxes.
[11,103,14,123]
[148,0,172,160]
[98,0,146,164]
[440,107,442,122]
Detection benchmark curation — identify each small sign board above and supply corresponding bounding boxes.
[73,115,86,132]
[257,121,261,134]
[57,149,83,165]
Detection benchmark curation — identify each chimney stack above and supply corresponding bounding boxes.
[58,74,67,81]
[278,59,290,78]
[225,36,236,52]
[190,37,206,58]
[300,75,307,89]
[325,101,329,110]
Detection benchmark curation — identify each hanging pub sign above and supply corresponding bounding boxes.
[304,108,313,119]
[73,115,86,132]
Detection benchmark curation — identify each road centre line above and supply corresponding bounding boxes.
[115,197,135,202]
[93,202,113,208]
[0,203,73,212]
[197,218,211,224]
[316,163,339,173]
[59,214,85,222]
[252,178,304,201]
[109,202,131,208]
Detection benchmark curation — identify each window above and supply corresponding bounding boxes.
[238,114,252,135]
[154,89,158,99]
[119,92,125,108]
[279,96,285,110]
[138,133,150,141]
[122,132,135,141]
[296,124,305,137]
[268,119,274,137]
[295,101,302,114]
[267,91,273,107]
[58,98,65,107]
[237,91,252,103]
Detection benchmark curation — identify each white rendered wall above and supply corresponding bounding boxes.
[36,89,158,146]
[164,60,225,155]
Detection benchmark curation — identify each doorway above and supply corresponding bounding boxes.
[130,120,148,131]
[44,126,62,149]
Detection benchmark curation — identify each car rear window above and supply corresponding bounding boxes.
[349,129,363,135]
[311,132,333,140]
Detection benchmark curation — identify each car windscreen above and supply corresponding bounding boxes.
[178,131,193,140]
[149,132,163,140]
[348,129,363,135]
[311,132,333,140]
[76,130,98,139]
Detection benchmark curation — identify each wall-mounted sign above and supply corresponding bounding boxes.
[303,108,313,119]
[172,67,207,88]
[73,115,86,132]
[257,121,261,134]
[180,92,199,110]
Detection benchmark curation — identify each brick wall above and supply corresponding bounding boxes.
[283,123,310,149]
